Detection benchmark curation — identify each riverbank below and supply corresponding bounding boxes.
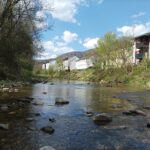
[34,67,150,89]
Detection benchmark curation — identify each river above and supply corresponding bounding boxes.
[0,81,150,150]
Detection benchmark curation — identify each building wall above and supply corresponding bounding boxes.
[42,60,56,70]
[76,59,93,70]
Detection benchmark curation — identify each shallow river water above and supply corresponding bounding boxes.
[0,81,150,150]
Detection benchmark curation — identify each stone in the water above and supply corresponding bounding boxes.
[147,122,150,128]
[41,126,55,134]
[35,113,41,116]
[143,106,150,110]
[49,118,56,122]
[8,111,16,115]
[25,118,35,122]
[0,105,9,112]
[0,123,9,130]
[123,109,146,116]
[55,97,69,105]
[24,97,34,100]
[18,98,31,103]
[93,113,112,125]
[33,101,44,106]
[86,111,94,117]
[43,92,47,94]
[40,146,55,150]
[104,125,127,130]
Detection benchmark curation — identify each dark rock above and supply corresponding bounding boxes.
[93,113,112,125]
[25,118,35,122]
[55,97,69,105]
[18,98,31,103]
[43,92,47,94]
[49,118,56,122]
[41,126,55,134]
[0,123,9,130]
[123,109,146,116]
[86,111,94,117]
[24,97,34,100]
[147,122,150,128]
[112,95,117,98]
[35,113,41,116]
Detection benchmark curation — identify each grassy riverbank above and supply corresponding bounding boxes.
[34,65,150,89]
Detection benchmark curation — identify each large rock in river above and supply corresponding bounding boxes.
[55,97,69,105]
[93,113,112,125]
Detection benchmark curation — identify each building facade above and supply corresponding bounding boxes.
[133,33,150,64]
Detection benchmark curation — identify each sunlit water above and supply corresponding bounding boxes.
[0,81,150,150]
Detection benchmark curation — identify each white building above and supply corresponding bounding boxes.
[76,58,93,70]
[42,56,94,71]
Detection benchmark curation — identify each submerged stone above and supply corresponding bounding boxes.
[41,126,55,134]
[49,118,56,122]
[40,146,55,150]
[147,122,150,128]
[86,111,94,117]
[25,118,35,122]
[143,106,150,110]
[55,97,69,105]
[93,113,112,125]
[123,109,146,116]
[104,125,127,130]
[0,105,9,112]
[32,101,44,106]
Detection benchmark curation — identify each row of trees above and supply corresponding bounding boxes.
[0,0,46,80]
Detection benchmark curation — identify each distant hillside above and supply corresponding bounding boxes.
[36,49,95,64]
[58,49,95,60]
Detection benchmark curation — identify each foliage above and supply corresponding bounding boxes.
[94,32,133,81]
[0,0,48,80]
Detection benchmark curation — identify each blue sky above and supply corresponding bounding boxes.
[37,0,150,59]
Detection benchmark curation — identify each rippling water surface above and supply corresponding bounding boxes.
[0,81,150,150]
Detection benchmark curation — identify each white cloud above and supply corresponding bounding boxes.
[40,40,74,59]
[38,0,103,24]
[117,22,150,37]
[38,30,78,59]
[131,12,146,18]
[97,0,104,4]
[83,37,99,49]
[39,0,86,23]
[62,30,78,43]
